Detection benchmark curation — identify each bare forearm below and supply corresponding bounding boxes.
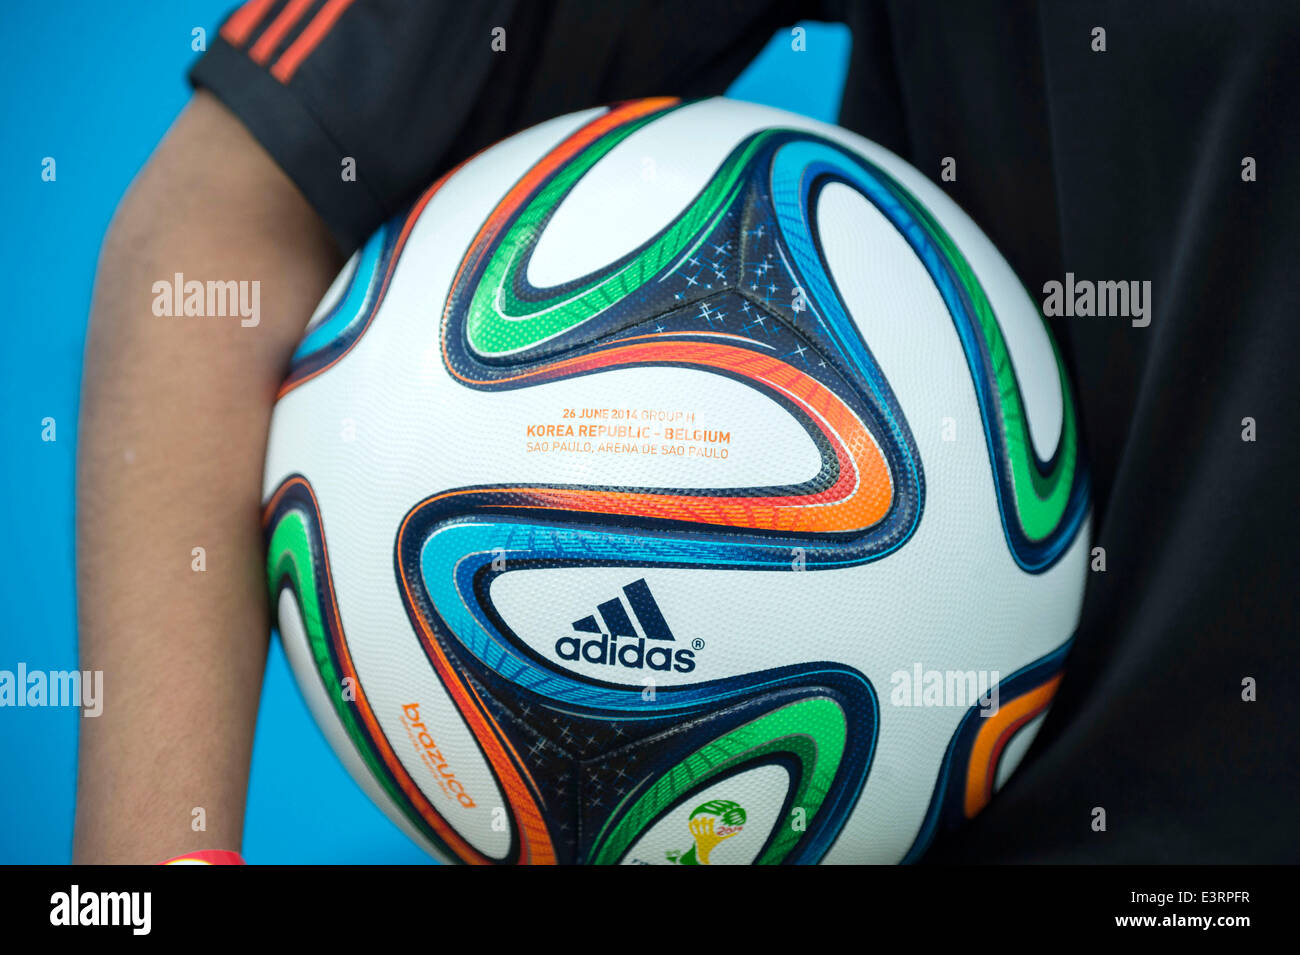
[73,91,340,863]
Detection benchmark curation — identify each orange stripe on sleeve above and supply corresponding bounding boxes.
[249,0,316,65]
[220,0,278,46]
[272,0,358,83]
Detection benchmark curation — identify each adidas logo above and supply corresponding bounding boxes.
[554,578,697,674]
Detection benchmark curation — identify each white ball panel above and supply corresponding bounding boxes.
[529,132,705,288]
[276,589,451,861]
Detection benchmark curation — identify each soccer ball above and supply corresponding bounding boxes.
[263,97,1090,865]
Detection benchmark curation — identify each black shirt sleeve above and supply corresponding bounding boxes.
[190,0,813,254]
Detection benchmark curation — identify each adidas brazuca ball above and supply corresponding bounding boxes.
[263,98,1090,865]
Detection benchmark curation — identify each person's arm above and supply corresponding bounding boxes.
[73,90,342,863]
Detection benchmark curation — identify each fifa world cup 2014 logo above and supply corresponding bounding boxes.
[666,800,748,865]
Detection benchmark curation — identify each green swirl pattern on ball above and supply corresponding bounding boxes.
[588,697,848,865]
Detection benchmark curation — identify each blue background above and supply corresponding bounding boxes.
[0,1,848,863]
